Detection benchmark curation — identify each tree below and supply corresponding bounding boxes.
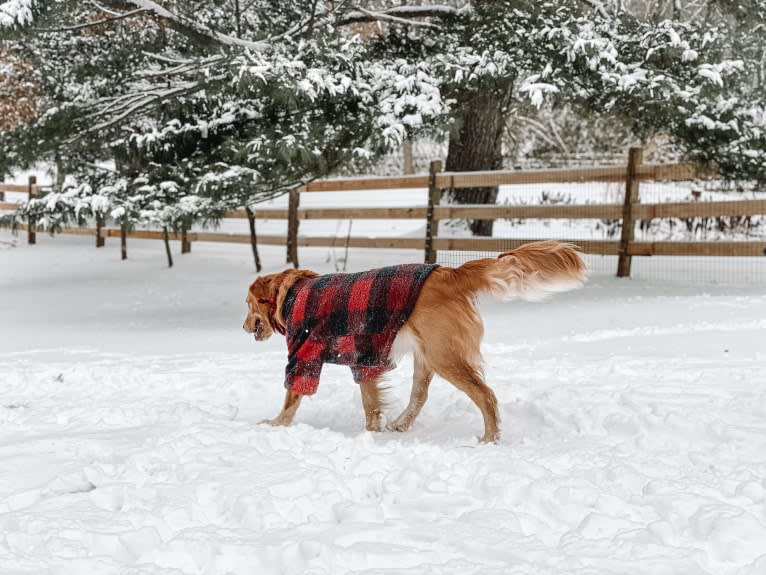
[1,0,454,262]
[367,0,765,234]
[441,1,570,236]
[1,0,763,247]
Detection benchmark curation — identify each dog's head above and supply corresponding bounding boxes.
[243,273,283,341]
[243,269,319,341]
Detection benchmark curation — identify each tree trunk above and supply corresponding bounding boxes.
[54,153,65,191]
[444,85,513,236]
[234,0,241,37]
[245,206,262,272]
[27,175,37,245]
[163,226,174,268]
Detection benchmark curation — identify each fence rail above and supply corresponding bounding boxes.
[12,223,764,259]
[216,199,766,223]
[3,148,765,276]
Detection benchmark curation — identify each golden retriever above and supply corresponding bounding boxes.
[243,240,586,442]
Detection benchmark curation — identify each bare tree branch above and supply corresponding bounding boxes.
[579,0,611,20]
[517,116,566,153]
[140,52,196,65]
[81,161,119,173]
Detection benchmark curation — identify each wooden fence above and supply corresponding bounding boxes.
[0,175,41,245]
[2,147,765,277]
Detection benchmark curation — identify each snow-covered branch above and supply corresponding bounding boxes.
[33,7,149,32]
[136,54,226,79]
[79,81,206,138]
[339,4,469,26]
[121,0,270,51]
[347,5,438,29]
[578,0,610,20]
[0,0,38,28]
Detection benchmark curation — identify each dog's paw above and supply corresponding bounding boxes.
[259,418,286,427]
[365,411,384,433]
[386,419,410,433]
[478,432,500,444]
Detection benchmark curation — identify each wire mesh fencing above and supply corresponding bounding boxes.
[434,161,766,285]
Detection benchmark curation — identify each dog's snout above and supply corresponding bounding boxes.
[253,318,264,339]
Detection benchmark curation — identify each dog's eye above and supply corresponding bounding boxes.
[257,298,270,305]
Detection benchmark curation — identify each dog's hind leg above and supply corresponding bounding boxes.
[387,353,433,433]
[425,350,500,443]
[353,367,387,432]
[260,390,303,427]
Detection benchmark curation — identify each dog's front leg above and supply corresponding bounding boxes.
[260,390,302,427]
[360,380,384,432]
[352,367,386,432]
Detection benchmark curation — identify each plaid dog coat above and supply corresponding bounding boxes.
[281,264,438,395]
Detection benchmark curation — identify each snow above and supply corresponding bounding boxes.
[2,230,766,574]
[519,80,560,109]
[0,0,36,28]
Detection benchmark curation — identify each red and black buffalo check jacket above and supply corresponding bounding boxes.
[281,263,438,395]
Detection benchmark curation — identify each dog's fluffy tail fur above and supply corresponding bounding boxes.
[455,240,587,302]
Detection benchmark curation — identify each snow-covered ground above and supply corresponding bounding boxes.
[1,232,766,575]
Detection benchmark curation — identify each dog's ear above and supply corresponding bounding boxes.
[251,269,319,305]
[249,273,282,300]
[264,271,289,299]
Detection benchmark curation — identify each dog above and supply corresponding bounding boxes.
[243,240,586,442]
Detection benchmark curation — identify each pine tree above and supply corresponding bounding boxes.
[1,0,763,246]
[363,0,765,234]
[1,1,450,261]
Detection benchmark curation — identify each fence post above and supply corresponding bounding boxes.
[27,175,37,245]
[286,186,301,268]
[617,147,643,277]
[403,139,414,174]
[96,216,105,247]
[424,160,442,264]
[120,220,128,260]
[181,226,191,254]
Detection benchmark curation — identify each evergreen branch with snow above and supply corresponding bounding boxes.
[0,0,39,28]
[345,5,440,28]
[32,7,150,32]
[110,0,271,51]
[338,4,469,26]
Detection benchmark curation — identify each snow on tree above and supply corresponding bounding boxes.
[1,1,456,263]
[0,0,38,28]
[361,0,766,233]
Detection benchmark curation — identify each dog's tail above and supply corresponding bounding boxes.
[454,240,587,302]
